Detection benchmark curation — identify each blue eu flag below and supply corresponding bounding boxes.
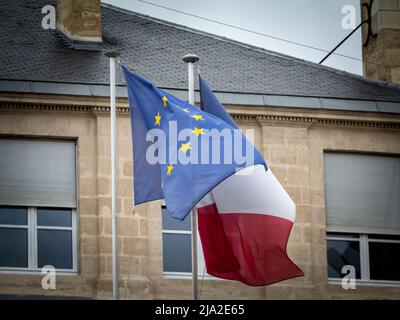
[123,65,266,220]
[199,75,238,129]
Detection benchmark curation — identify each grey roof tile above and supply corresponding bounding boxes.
[1,0,400,103]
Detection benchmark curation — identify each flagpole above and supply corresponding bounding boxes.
[183,54,200,300]
[105,51,120,300]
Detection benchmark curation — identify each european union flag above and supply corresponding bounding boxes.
[123,65,266,220]
[199,75,238,129]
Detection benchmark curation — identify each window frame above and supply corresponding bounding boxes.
[327,232,400,286]
[0,207,78,275]
[161,204,212,280]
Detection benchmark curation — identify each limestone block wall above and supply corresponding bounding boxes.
[0,95,400,299]
[57,0,102,42]
[362,0,400,84]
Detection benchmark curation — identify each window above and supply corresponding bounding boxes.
[0,207,28,268]
[161,205,208,277]
[327,232,361,279]
[162,205,192,274]
[324,153,400,284]
[327,232,400,282]
[0,206,77,272]
[0,139,77,273]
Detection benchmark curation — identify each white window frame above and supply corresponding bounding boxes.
[161,204,212,280]
[327,232,400,287]
[0,207,78,275]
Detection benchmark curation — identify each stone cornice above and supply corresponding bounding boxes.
[1,101,399,129]
[252,114,400,129]
[0,102,130,114]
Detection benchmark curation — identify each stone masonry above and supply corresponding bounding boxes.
[0,94,399,299]
[362,0,400,85]
[57,0,102,42]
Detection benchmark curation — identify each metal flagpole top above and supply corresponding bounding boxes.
[105,51,120,58]
[182,54,199,63]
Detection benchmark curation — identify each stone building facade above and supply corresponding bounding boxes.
[1,93,399,299]
[0,0,400,299]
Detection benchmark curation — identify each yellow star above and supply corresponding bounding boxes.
[162,96,168,107]
[181,108,190,113]
[192,115,204,121]
[154,112,161,126]
[179,142,191,153]
[166,164,174,176]
[192,127,205,137]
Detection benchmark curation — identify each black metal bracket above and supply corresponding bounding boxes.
[362,0,377,47]
[319,0,378,64]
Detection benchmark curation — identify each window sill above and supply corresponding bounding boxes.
[0,268,78,276]
[163,272,215,281]
[328,278,400,288]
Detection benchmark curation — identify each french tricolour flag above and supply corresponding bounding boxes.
[198,77,303,285]
[197,165,303,285]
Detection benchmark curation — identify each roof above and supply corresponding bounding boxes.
[1,0,400,105]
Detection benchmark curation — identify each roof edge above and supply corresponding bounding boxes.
[1,80,399,114]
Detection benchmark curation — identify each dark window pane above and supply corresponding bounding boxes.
[37,230,73,269]
[0,207,27,225]
[162,234,191,272]
[0,228,28,267]
[369,242,400,281]
[327,240,361,279]
[368,234,400,241]
[326,232,359,239]
[162,207,191,231]
[37,208,72,227]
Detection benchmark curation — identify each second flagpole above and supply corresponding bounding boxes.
[105,51,120,300]
[183,54,200,301]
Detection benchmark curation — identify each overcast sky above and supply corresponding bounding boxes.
[102,0,363,75]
